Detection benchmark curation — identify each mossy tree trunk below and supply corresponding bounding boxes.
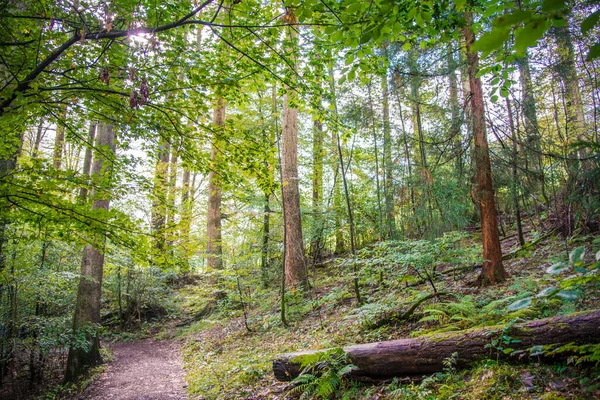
[273,310,600,381]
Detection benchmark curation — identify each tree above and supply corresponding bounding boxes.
[381,71,397,239]
[64,122,116,382]
[463,13,507,285]
[281,8,307,287]
[207,98,226,271]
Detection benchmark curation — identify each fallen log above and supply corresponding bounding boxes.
[273,310,600,381]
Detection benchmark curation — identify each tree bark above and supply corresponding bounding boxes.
[381,74,396,239]
[166,147,178,249]
[516,52,548,204]
[151,137,171,252]
[310,118,323,259]
[180,167,192,273]
[447,42,463,180]
[207,98,225,270]
[463,13,507,285]
[273,310,600,381]
[281,8,306,287]
[78,121,96,201]
[52,107,68,170]
[506,98,526,247]
[367,84,384,241]
[64,122,115,382]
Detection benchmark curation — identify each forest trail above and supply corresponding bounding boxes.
[77,340,187,400]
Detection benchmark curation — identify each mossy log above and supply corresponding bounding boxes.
[273,310,600,381]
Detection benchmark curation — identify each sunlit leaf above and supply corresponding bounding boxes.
[569,246,586,265]
[508,297,532,311]
[546,262,569,274]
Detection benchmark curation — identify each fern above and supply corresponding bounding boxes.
[289,348,356,399]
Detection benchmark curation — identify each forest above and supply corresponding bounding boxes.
[0,0,599,398]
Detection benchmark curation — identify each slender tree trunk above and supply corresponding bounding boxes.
[381,74,396,239]
[311,118,324,258]
[392,72,416,232]
[448,42,463,180]
[463,13,507,285]
[180,168,192,273]
[64,122,116,382]
[166,147,178,250]
[151,138,170,252]
[79,122,96,201]
[52,107,68,170]
[516,52,548,203]
[506,98,525,247]
[207,98,225,270]
[32,120,45,157]
[281,8,306,287]
[261,191,271,286]
[554,25,589,177]
[330,67,361,304]
[367,84,384,241]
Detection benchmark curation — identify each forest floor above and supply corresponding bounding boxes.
[76,340,187,400]
[23,226,599,399]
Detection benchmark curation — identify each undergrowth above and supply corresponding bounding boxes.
[174,232,600,399]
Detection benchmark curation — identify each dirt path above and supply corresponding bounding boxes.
[78,340,187,400]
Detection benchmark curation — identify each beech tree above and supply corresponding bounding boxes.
[65,122,116,381]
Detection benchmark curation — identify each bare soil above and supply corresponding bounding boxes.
[77,340,187,400]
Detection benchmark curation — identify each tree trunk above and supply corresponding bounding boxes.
[151,137,171,253]
[516,52,547,203]
[273,310,600,381]
[447,42,463,180]
[166,147,178,249]
[381,74,396,239]
[64,122,116,382]
[52,107,68,170]
[311,118,323,259]
[330,67,361,304]
[207,98,225,270]
[281,8,306,287]
[78,121,96,201]
[367,84,384,241]
[553,24,590,180]
[32,120,45,157]
[463,13,507,285]
[179,168,192,273]
[506,98,526,247]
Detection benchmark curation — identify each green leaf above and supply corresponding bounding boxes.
[537,286,557,297]
[546,262,569,274]
[347,2,361,14]
[529,345,545,356]
[508,297,532,311]
[348,69,356,82]
[542,0,566,12]
[587,43,600,61]
[359,30,372,44]
[402,42,411,51]
[472,28,510,56]
[491,95,499,103]
[581,10,600,34]
[569,246,586,265]
[514,19,551,54]
[344,53,354,66]
[493,10,532,28]
[556,291,578,300]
